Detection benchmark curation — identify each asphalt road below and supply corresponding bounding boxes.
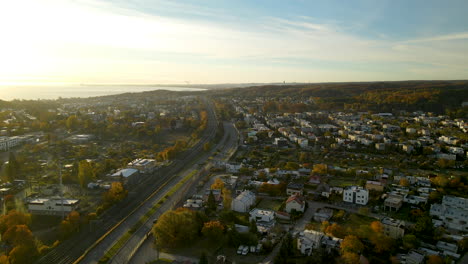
[35,97,218,264]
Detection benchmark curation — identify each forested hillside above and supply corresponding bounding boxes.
[215,80,468,117]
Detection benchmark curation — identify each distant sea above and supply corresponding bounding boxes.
[0,85,207,101]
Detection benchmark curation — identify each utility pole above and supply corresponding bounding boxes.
[59,160,65,220]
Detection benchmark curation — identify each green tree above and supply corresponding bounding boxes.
[6,152,19,181]
[201,221,224,242]
[426,255,444,264]
[103,182,128,206]
[211,178,225,190]
[77,160,94,188]
[249,220,258,234]
[222,188,232,210]
[312,164,328,175]
[152,208,200,248]
[341,235,364,254]
[325,223,346,238]
[275,233,294,264]
[203,142,212,152]
[66,115,79,130]
[207,190,216,211]
[402,234,419,250]
[0,210,31,235]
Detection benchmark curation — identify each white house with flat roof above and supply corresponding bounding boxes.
[249,208,276,233]
[28,198,79,216]
[430,195,468,232]
[343,186,369,205]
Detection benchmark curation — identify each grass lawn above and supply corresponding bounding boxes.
[163,238,221,259]
[339,213,375,229]
[163,237,266,264]
[328,177,356,187]
[256,198,283,211]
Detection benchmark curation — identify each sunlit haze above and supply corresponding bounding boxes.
[1,0,467,85]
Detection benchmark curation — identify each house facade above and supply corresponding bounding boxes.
[381,217,405,239]
[28,198,80,216]
[231,190,256,213]
[285,195,305,213]
[343,186,369,205]
[297,230,342,256]
[430,195,468,232]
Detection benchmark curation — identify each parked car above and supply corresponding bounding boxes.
[237,245,244,255]
[256,244,262,253]
[250,245,256,253]
[242,246,249,255]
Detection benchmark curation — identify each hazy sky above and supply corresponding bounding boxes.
[1,0,467,85]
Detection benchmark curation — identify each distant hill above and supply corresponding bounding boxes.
[214,80,468,116]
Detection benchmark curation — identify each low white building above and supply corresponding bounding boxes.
[127,158,157,173]
[430,195,468,232]
[343,186,369,205]
[28,198,80,216]
[231,190,256,213]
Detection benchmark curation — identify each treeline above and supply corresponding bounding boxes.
[262,101,313,113]
[215,80,468,116]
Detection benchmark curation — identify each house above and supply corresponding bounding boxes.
[28,198,80,216]
[287,183,304,196]
[365,181,384,192]
[402,144,414,153]
[249,208,275,223]
[274,137,288,148]
[381,217,405,239]
[406,250,425,264]
[375,143,385,151]
[308,175,321,185]
[430,195,468,232]
[404,195,427,205]
[297,230,342,256]
[109,168,140,185]
[249,208,276,234]
[314,208,333,222]
[231,190,256,213]
[343,186,369,205]
[226,163,242,173]
[384,195,403,212]
[285,195,305,213]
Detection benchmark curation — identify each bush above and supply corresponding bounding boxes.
[96,206,104,216]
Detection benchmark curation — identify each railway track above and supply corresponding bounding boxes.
[35,97,218,264]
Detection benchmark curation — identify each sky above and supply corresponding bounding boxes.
[0,0,467,85]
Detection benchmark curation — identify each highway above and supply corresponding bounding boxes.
[35,97,218,264]
[128,121,239,264]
